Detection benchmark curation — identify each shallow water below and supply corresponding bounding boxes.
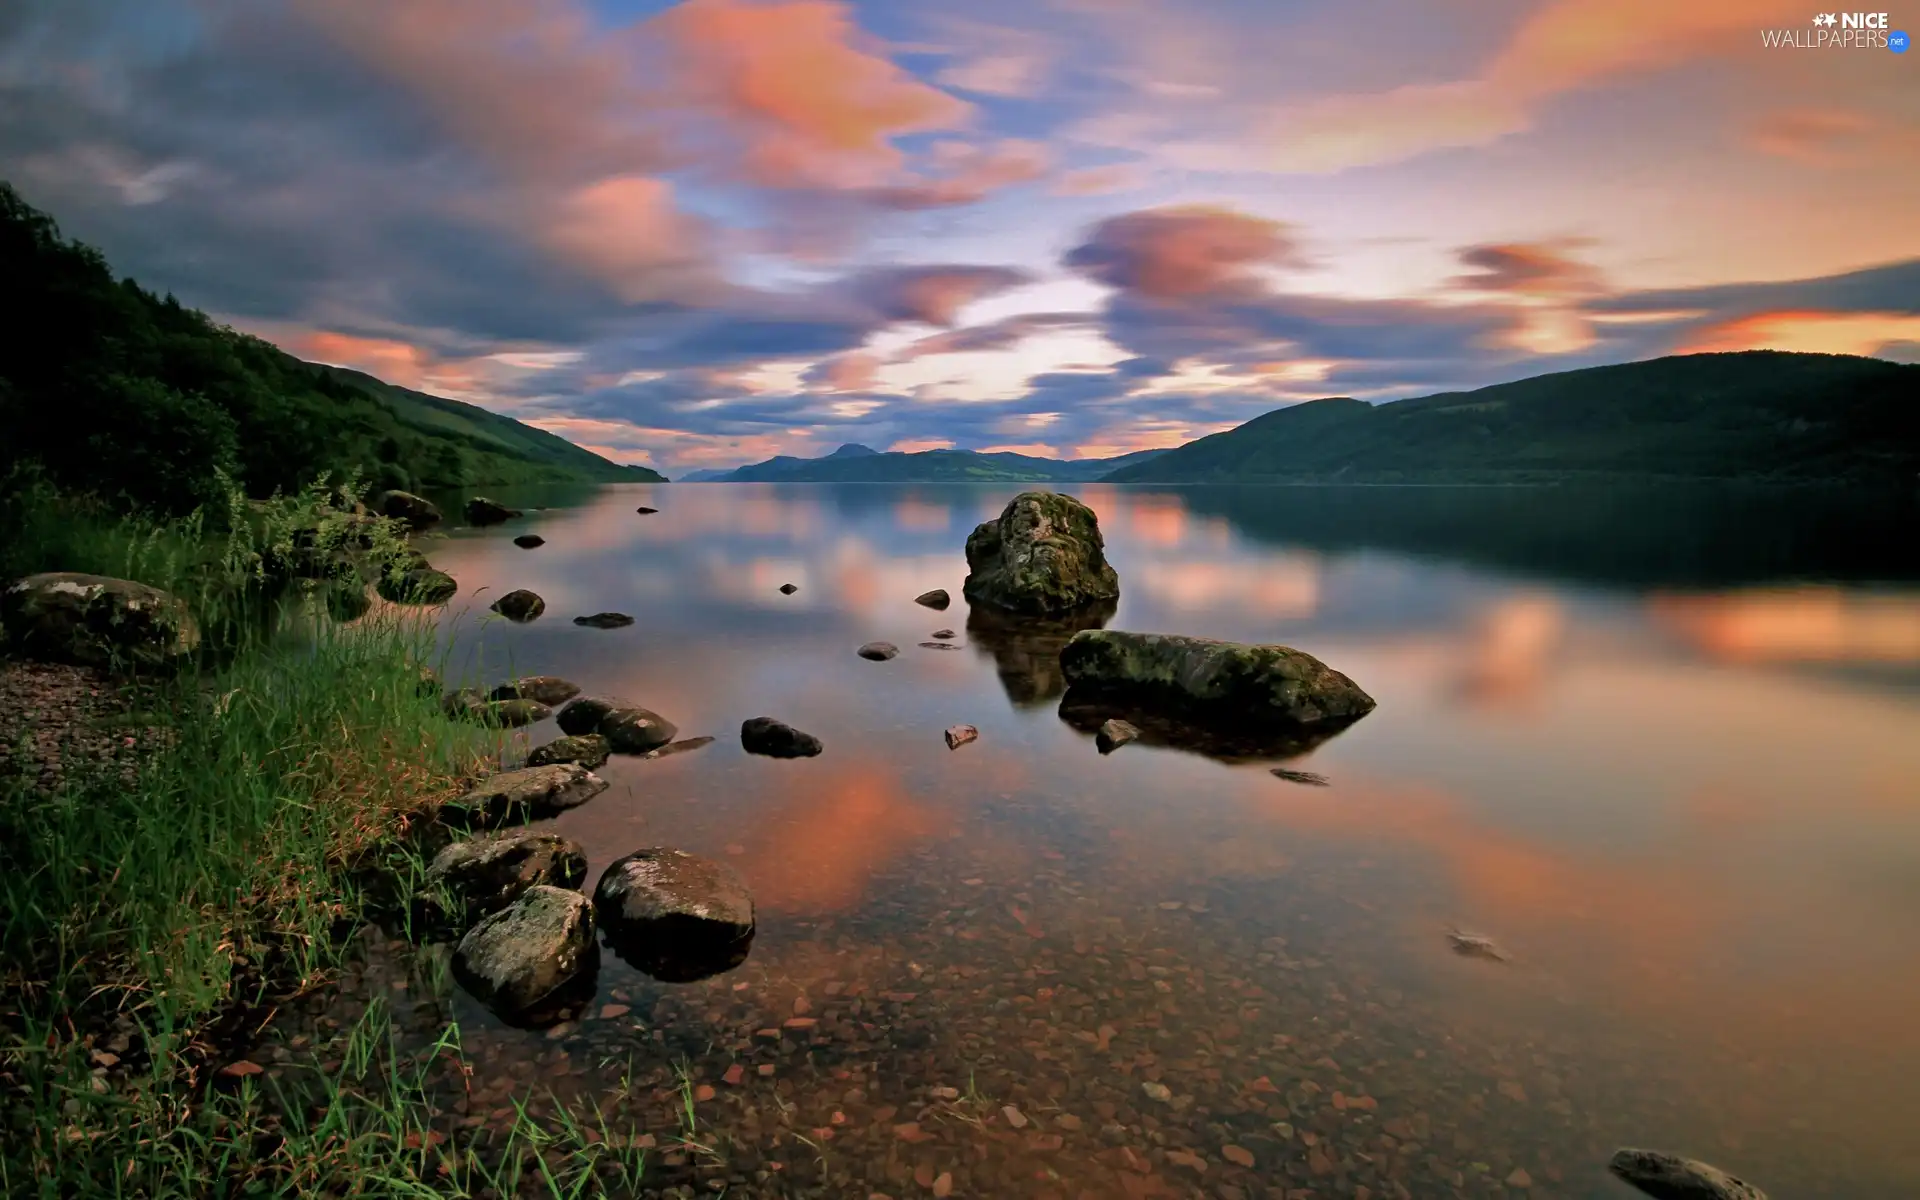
[403,482,1920,1198]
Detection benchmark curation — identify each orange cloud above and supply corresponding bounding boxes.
[1064,205,1302,300]
[292,330,487,397]
[1257,0,1809,172]
[1049,164,1148,197]
[1674,310,1920,356]
[648,0,972,191]
[807,351,881,391]
[1747,107,1884,166]
[1452,241,1603,299]
[540,174,710,303]
[864,138,1049,209]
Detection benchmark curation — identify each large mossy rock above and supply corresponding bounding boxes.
[526,734,611,769]
[491,590,545,622]
[452,885,597,1021]
[1607,1150,1769,1200]
[491,676,581,706]
[1060,630,1375,732]
[438,764,609,829]
[378,490,442,529]
[962,491,1119,616]
[378,568,458,605]
[1,572,201,669]
[426,829,588,921]
[594,849,755,982]
[601,706,677,754]
[465,497,523,526]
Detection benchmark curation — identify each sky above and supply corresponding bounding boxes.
[2,0,1917,475]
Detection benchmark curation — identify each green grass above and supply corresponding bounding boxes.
[0,478,650,1197]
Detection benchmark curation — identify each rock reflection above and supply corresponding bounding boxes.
[965,598,1117,707]
[602,926,754,984]
[1056,688,1362,762]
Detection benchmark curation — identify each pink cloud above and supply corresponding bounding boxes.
[1064,205,1304,300]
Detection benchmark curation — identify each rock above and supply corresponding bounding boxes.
[572,612,633,629]
[943,724,978,750]
[778,583,798,595]
[962,491,1119,615]
[452,885,597,1020]
[594,848,755,982]
[323,579,371,622]
[556,696,621,736]
[441,686,488,720]
[741,716,822,758]
[525,734,611,769]
[930,628,955,638]
[2,573,201,669]
[639,736,715,760]
[490,676,581,706]
[1095,718,1139,753]
[1270,767,1329,786]
[635,506,658,514]
[378,568,459,605]
[378,490,442,528]
[914,588,950,610]
[426,829,589,920]
[918,642,963,650]
[413,664,443,696]
[512,534,545,549]
[464,497,522,526]
[1607,1149,1769,1200]
[439,764,609,829]
[601,706,678,754]
[481,698,551,728]
[1059,630,1375,734]
[1446,929,1508,962]
[858,641,899,661]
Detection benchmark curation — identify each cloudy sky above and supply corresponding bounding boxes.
[3,0,1917,474]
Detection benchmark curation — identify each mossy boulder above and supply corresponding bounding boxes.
[378,568,458,605]
[962,491,1119,615]
[426,830,589,921]
[491,589,545,622]
[378,490,442,529]
[1,572,201,669]
[465,497,522,526]
[491,676,581,706]
[438,764,609,829]
[526,734,611,769]
[601,706,678,754]
[1059,630,1376,727]
[452,885,597,1020]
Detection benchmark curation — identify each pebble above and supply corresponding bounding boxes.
[1142,1081,1173,1102]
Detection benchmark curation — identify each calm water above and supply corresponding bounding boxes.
[394,482,1920,1199]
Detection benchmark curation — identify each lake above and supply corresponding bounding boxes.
[399,481,1920,1199]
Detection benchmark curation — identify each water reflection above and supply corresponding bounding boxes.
[401,481,1920,1197]
[965,598,1116,707]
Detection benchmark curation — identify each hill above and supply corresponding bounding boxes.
[0,182,660,515]
[700,443,1165,483]
[1103,352,1920,485]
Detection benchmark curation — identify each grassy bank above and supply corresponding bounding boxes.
[0,479,653,1196]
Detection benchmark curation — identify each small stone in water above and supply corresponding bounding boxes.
[1223,1145,1255,1168]
[597,1004,630,1020]
[944,724,978,749]
[1270,766,1330,786]
[1142,1081,1172,1103]
[1002,1105,1028,1128]
[1506,1167,1533,1188]
[778,583,798,595]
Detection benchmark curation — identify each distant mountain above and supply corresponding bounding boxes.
[1104,352,1920,486]
[694,444,1167,483]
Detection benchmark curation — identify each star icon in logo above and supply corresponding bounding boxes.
[1814,11,1837,25]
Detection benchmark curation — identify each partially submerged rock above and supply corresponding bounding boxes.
[918,641,963,651]
[491,676,581,706]
[512,534,545,549]
[857,641,899,661]
[1270,766,1330,786]
[635,506,658,514]
[594,849,755,982]
[439,764,609,829]
[453,885,597,1022]
[914,588,950,610]
[2,572,201,669]
[601,706,678,754]
[962,491,1119,615]
[1446,929,1508,962]
[741,716,822,758]
[944,724,978,750]
[1095,718,1138,754]
[426,829,588,921]
[573,612,633,629]
[930,628,955,639]
[778,583,798,595]
[557,696,623,736]
[378,490,442,528]
[1059,631,1375,751]
[323,580,371,622]
[481,698,551,728]
[465,497,522,526]
[639,736,716,760]
[441,686,488,721]
[1608,1149,1769,1200]
[526,734,611,769]
[378,568,458,605]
